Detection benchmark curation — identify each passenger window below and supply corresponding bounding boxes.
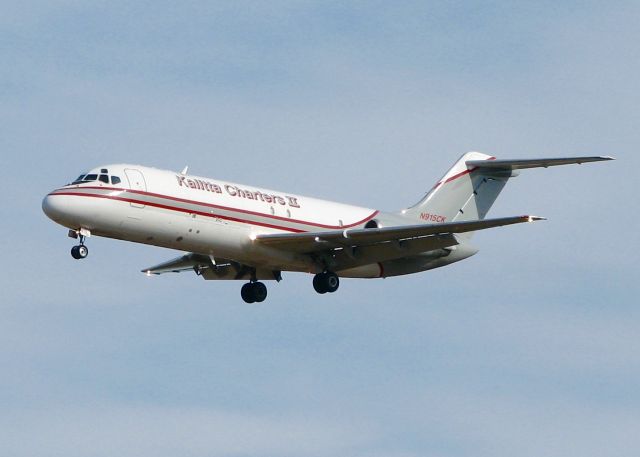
[111,176,121,185]
[85,174,98,181]
[99,174,109,183]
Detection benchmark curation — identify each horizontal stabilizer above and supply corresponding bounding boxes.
[255,215,544,253]
[466,156,614,170]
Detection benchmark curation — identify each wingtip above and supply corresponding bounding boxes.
[526,215,546,222]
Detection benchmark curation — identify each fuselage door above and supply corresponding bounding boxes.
[124,168,147,208]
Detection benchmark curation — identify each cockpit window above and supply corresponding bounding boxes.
[70,170,120,186]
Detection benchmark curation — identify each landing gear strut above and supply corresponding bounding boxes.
[241,281,268,303]
[313,271,340,294]
[70,233,89,260]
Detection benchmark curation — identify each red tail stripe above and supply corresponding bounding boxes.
[434,156,497,188]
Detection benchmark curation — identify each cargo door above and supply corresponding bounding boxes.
[124,168,147,208]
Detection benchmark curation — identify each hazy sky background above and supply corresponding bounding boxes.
[1,1,638,456]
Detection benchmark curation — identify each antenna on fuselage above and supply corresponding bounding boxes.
[180,166,189,175]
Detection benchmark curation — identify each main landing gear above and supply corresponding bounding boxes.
[240,271,339,303]
[70,232,89,260]
[241,281,268,303]
[313,271,340,294]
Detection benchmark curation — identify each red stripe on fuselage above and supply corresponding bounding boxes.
[54,186,377,230]
[48,188,379,233]
[434,156,497,189]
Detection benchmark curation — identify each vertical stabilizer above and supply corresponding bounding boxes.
[401,152,511,229]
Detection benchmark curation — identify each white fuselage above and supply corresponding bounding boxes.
[43,165,373,270]
[42,164,473,278]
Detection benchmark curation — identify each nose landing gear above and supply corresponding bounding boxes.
[313,271,340,294]
[69,229,90,260]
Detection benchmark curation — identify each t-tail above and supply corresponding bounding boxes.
[401,152,614,235]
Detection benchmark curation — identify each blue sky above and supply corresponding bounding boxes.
[1,2,638,456]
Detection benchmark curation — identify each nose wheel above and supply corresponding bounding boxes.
[313,271,339,294]
[71,244,89,259]
[70,232,89,260]
[241,281,268,303]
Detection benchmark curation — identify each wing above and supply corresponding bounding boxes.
[255,215,544,253]
[142,215,543,279]
[142,253,281,281]
[142,253,216,274]
[466,156,614,171]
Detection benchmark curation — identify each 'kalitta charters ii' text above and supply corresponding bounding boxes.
[176,175,300,208]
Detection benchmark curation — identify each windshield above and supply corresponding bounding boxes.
[71,174,88,184]
[70,169,122,186]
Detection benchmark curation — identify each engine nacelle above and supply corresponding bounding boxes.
[337,243,479,278]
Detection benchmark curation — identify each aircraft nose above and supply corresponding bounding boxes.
[42,193,65,222]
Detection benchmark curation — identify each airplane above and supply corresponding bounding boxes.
[42,152,613,303]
